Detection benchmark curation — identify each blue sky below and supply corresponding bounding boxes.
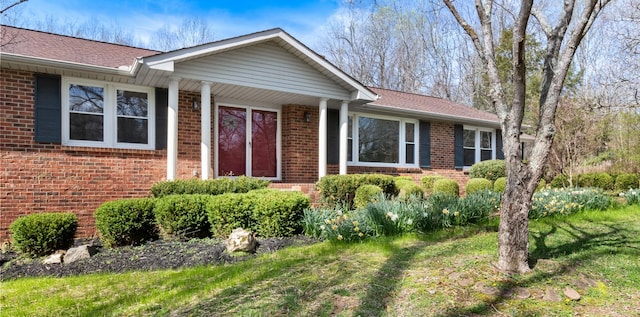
[9,0,343,47]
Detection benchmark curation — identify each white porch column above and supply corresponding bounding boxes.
[339,100,349,175]
[318,98,328,179]
[167,78,180,180]
[200,81,212,180]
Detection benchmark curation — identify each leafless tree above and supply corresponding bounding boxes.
[443,0,613,274]
[149,18,215,51]
[0,0,28,48]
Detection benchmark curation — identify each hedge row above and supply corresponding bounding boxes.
[94,189,310,248]
[150,176,270,197]
[550,172,639,190]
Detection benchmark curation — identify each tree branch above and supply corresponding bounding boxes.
[0,0,27,14]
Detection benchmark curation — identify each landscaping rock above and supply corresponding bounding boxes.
[65,245,98,264]
[43,252,64,264]
[225,228,257,253]
[564,286,581,301]
[543,287,561,302]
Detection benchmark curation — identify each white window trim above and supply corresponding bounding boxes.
[463,125,496,168]
[347,112,419,168]
[61,77,155,150]
[213,102,282,181]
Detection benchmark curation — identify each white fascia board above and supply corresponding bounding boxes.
[0,53,134,76]
[146,60,174,72]
[364,103,502,128]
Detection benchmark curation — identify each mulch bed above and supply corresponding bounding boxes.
[0,236,317,281]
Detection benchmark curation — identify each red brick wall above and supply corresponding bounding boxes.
[281,104,318,182]
[0,69,210,241]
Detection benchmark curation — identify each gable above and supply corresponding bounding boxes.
[172,41,353,101]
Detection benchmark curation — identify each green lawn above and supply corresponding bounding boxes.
[2,205,639,316]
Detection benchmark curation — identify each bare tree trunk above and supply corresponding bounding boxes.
[443,0,610,274]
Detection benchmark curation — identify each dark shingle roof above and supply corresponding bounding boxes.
[368,87,499,123]
[0,25,158,68]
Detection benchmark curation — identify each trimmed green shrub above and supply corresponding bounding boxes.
[150,176,269,198]
[433,178,459,197]
[9,212,77,257]
[577,172,614,190]
[354,185,384,209]
[550,174,570,188]
[94,198,158,248]
[614,173,639,191]
[421,175,445,195]
[207,193,255,238]
[252,190,310,237]
[465,178,493,195]
[154,194,213,239]
[468,160,506,182]
[395,178,424,201]
[316,174,398,207]
[493,177,507,193]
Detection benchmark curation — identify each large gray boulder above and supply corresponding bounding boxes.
[64,245,98,264]
[225,228,257,253]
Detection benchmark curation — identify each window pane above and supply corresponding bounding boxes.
[70,113,103,141]
[405,123,415,142]
[463,129,475,148]
[348,116,353,138]
[358,117,399,163]
[347,139,352,161]
[117,90,148,117]
[481,131,492,149]
[464,148,475,166]
[69,84,103,113]
[406,144,415,164]
[481,149,492,161]
[117,117,148,144]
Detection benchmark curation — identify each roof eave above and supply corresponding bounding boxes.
[365,103,501,128]
[0,53,135,76]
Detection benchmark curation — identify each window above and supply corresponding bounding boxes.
[463,126,495,167]
[348,113,418,167]
[63,78,154,149]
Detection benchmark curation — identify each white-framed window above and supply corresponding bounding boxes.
[347,113,419,167]
[463,126,496,167]
[62,77,155,150]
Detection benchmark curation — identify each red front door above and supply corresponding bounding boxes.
[218,105,278,178]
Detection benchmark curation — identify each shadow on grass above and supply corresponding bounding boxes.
[352,241,426,317]
[437,216,640,317]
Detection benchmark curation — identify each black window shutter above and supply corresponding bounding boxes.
[326,109,339,164]
[155,88,168,150]
[34,74,61,143]
[496,129,505,159]
[419,121,431,168]
[454,124,464,169]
